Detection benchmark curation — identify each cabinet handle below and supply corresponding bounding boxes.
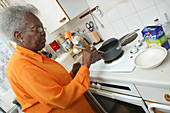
[148,103,170,113]
[59,17,66,23]
[164,94,170,101]
[152,108,163,113]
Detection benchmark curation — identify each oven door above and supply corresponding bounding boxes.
[88,88,149,113]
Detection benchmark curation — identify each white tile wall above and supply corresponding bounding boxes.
[131,0,155,11]
[111,19,129,38]
[154,0,165,4]
[138,6,160,26]
[106,7,121,22]
[123,13,143,31]
[47,0,170,44]
[116,0,136,17]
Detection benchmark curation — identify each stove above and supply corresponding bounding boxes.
[90,34,147,72]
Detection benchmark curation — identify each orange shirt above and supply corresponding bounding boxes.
[6,45,94,113]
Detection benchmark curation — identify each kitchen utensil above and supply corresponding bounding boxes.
[90,31,101,43]
[92,13,104,28]
[98,29,140,62]
[134,47,167,69]
[98,38,122,62]
[90,12,99,30]
[96,7,103,17]
[86,21,94,32]
[90,33,144,72]
[75,28,90,47]
[74,45,104,53]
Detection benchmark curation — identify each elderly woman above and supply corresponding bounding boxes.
[0,5,96,113]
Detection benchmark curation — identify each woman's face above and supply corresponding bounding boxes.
[19,13,46,52]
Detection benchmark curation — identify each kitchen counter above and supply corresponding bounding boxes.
[90,49,170,88]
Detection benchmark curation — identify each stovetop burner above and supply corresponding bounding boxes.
[119,33,138,46]
[103,33,137,64]
[104,50,124,64]
[90,32,143,72]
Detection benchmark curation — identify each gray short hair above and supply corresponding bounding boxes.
[0,4,39,42]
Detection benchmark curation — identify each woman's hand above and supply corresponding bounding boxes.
[91,48,101,64]
[82,47,94,68]
[71,62,81,75]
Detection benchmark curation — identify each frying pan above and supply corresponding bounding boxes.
[98,29,139,62]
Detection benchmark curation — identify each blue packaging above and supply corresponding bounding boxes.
[141,26,170,50]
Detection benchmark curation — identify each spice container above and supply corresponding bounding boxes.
[56,33,66,44]
[72,32,89,47]
[61,39,75,57]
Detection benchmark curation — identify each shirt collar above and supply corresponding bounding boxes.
[16,45,44,63]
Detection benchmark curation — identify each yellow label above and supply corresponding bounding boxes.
[150,28,155,31]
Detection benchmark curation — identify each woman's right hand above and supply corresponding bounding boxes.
[82,47,93,68]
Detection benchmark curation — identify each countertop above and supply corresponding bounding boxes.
[90,49,170,89]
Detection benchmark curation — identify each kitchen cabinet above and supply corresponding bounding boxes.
[135,85,170,105]
[24,0,89,33]
[145,102,170,113]
[135,85,170,113]
[57,0,89,20]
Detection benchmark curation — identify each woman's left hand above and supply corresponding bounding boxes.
[71,62,81,75]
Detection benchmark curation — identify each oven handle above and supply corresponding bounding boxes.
[148,103,170,113]
[96,90,114,98]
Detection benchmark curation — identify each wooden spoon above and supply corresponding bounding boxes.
[74,46,104,53]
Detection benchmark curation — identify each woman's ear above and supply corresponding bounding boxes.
[14,31,23,42]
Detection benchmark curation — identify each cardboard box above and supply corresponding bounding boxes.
[141,26,170,50]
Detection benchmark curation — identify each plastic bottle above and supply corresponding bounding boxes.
[154,18,161,26]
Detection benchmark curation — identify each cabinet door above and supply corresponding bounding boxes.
[57,0,89,19]
[135,85,170,105]
[145,102,170,113]
[25,0,69,33]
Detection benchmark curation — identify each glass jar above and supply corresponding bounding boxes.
[56,33,66,44]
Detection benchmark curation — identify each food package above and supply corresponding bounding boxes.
[141,26,170,50]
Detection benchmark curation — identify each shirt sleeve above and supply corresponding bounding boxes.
[19,65,90,109]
